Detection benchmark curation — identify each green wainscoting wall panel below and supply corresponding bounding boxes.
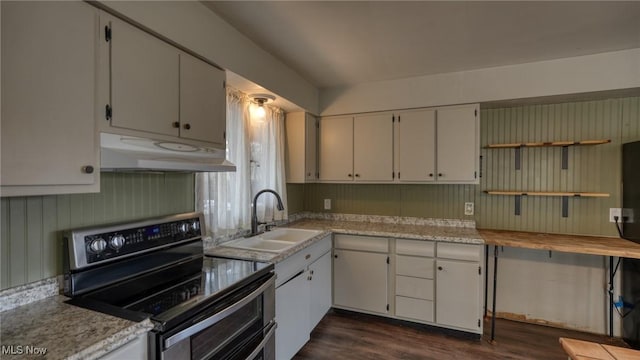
[286,184,305,215]
[291,97,640,238]
[1,172,194,289]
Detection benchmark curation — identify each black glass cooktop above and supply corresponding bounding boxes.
[67,256,273,329]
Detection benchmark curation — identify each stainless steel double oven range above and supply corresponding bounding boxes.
[64,212,275,360]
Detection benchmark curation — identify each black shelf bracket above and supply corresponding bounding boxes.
[562,196,569,217]
[561,146,569,170]
[514,195,522,215]
[514,147,522,170]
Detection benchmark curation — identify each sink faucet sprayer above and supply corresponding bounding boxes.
[251,189,285,236]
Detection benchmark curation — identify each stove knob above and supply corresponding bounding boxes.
[178,223,189,234]
[190,220,200,232]
[89,238,107,253]
[109,234,126,250]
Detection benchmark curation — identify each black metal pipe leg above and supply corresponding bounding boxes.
[490,245,499,345]
[609,256,614,337]
[484,245,489,318]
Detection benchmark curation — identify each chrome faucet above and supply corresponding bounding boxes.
[251,189,285,236]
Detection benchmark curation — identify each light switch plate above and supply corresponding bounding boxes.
[324,199,331,210]
[464,202,474,216]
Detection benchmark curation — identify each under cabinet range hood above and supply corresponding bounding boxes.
[100,133,236,172]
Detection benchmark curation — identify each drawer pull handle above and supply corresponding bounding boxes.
[305,254,311,260]
[438,266,443,271]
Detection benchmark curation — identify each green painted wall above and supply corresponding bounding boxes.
[291,97,640,237]
[0,172,194,289]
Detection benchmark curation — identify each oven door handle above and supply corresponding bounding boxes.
[245,320,277,360]
[164,274,276,349]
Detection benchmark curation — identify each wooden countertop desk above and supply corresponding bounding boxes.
[478,229,640,259]
[479,229,640,343]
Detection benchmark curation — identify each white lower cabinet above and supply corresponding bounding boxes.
[275,235,331,360]
[276,269,310,360]
[435,242,483,333]
[395,240,435,323]
[331,236,483,335]
[309,251,332,329]
[333,235,389,315]
[98,335,147,360]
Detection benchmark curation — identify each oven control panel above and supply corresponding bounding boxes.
[65,213,205,269]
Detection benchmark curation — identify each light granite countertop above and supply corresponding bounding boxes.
[205,215,483,263]
[0,295,153,360]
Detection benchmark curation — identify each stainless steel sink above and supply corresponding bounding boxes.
[224,228,323,253]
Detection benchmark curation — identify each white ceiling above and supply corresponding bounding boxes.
[204,1,640,94]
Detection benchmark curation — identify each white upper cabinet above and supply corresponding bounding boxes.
[285,112,317,183]
[318,116,353,182]
[1,1,99,196]
[103,15,226,147]
[109,16,179,137]
[436,104,479,183]
[396,109,436,182]
[318,114,393,183]
[353,114,394,182]
[179,53,226,146]
[318,104,478,184]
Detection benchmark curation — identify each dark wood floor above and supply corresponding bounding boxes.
[293,310,629,360]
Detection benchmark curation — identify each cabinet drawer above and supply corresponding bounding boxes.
[395,276,433,300]
[395,296,434,322]
[275,235,331,288]
[396,256,434,279]
[334,234,388,253]
[437,242,481,262]
[396,239,435,257]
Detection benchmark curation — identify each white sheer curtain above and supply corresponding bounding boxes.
[196,88,288,240]
[249,104,288,223]
[196,89,251,239]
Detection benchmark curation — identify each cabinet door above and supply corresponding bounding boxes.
[1,1,98,194]
[397,110,436,182]
[276,270,310,360]
[109,17,179,137]
[354,114,394,182]
[333,249,388,314]
[436,105,479,182]
[179,53,226,146]
[435,259,482,332]
[319,116,353,181]
[309,251,332,330]
[305,114,318,182]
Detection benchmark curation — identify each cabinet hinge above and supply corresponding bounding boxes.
[105,104,112,121]
[398,172,401,179]
[223,131,226,140]
[478,319,481,327]
[392,115,395,123]
[478,266,481,275]
[223,80,226,89]
[386,304,390,311]
[386,256,390,264]
[474,109,478,117]
[398,115,400,123]
[105,25,112,42]
[474,171,477,179]
[316,120,319,129]
[392,172,395,179]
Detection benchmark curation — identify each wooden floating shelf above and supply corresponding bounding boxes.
[485,139,611,170]
[484,191,610,197]
[486,139,611,149]
[484,191,610,217]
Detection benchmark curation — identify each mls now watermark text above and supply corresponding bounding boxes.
[2,345,48,356]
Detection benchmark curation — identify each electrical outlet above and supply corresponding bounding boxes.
[609,208,622,222]
[464,202,474,216]
[324,199,331,210]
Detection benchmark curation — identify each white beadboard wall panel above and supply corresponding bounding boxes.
[0,172,194,290]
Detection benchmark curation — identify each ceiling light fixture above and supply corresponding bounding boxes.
[250,93,276,123]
